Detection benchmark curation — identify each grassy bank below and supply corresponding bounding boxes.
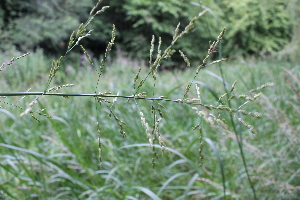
[0,51,299,199]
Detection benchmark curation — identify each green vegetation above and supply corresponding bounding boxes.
[0,51,299,199]
[0,0,296,65]
[218,0,292,56]
[0,0,299,199]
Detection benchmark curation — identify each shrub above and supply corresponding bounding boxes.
[0,0,93,53]
[88,0,216,68]
[0,0,294,63]
[278,0,300,61]
[219,0,293,57]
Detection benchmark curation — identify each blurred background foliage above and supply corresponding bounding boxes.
[0,0,298,67]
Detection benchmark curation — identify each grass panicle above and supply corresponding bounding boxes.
[0,0,297,199]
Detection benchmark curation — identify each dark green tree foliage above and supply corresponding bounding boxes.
[278,0,300,61]
[0,0,294,65]
[0,0,217,67]
[88,0,215,68]
[0,0,94,53]
[85,0,293,62]
[219,0,292,56]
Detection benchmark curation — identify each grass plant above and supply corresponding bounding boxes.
[0,0,299,199]
[1,54,298,199]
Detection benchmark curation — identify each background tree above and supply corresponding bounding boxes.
[0,0,295,66]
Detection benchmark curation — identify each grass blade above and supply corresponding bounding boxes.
[133,186,161,200]
[204,138,226,199]
[175,173,199,200]
[205,71,230,88]
[157,172,189,195]
[0,108,17,122]
[0,143,93,190]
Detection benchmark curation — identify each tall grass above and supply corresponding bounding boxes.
[0,1,299,199]
[1,53,298,199]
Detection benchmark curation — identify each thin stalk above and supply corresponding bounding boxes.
[218,63,258,200]
[0,92,205,105]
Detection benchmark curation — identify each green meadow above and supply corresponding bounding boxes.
[0,0,299,199]
[0,49,299,199]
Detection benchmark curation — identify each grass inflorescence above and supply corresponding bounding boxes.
[0,0,299,199]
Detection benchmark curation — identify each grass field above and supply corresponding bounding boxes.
[0,50,299,199]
